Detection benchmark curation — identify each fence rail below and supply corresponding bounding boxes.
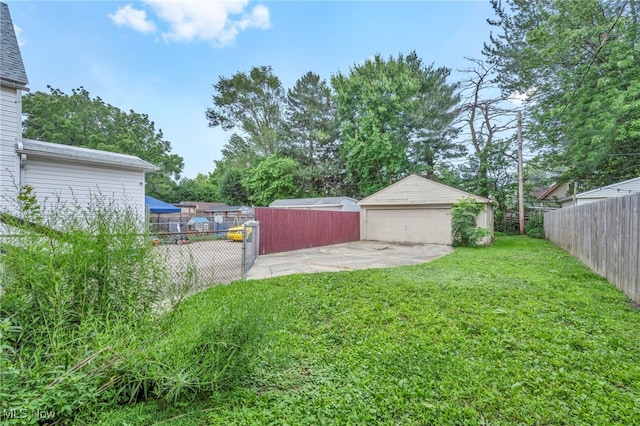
[544,193,640,303]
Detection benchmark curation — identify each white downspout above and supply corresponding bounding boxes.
[15,85,27,189]
[16,140,26,189]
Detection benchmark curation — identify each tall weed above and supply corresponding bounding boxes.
[1,187,263,424]
[0,189,169,423]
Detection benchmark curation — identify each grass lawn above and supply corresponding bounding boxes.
[94,236,640,425]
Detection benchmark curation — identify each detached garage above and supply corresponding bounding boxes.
[359,174,493,245]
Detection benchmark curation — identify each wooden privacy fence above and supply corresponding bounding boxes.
[255,208,360,255]
[544,193,640,303]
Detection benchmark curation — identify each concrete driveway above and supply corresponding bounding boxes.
[247,240,453,280]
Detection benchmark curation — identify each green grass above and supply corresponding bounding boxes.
[92,236,640,425]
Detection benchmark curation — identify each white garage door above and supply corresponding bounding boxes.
[364,208,452,245]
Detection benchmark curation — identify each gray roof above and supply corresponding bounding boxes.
[270,197,358,207]
[576,177,640,200]
[205,205,253,214]
[18,139,159,172]
[0,2,28,87]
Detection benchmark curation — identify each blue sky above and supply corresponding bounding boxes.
[8,0,497,179]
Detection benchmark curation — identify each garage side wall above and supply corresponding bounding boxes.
[476,204,494,245]
[25,158,147,221]
[255,207,360,255]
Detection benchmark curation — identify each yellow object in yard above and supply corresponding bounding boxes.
[226,221,257,242]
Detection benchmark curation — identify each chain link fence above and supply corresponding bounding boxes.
[0,217,261,297]
[153,220,260,292]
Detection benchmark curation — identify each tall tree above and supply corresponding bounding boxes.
[206,66,285,157]
[457,58,518,199]
[284,72,339,163]
[283,71,345,195]
[484,0,640,189]
[21,86,184,200]
[332,52,460,197]
[404,57,463,178]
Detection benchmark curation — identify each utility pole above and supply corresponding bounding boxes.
[517,110,525,235]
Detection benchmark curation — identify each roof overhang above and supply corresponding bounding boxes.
[0,78,29,91]
[17,139,159,172]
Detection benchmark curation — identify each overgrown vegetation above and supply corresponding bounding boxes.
[4,194,639,425]
[0,189,258,424]
[94,236,640,425]
[450,197,491,246]
[526,210,545,238]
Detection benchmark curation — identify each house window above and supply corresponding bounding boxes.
[203,223,209,232]
[195,222,202,231]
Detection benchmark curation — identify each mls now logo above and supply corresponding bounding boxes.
[2,409,56,421]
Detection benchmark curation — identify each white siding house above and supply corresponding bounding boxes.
[19,140,154,216]
[359,174,493,245]
[0,2,27,213]
[0,85,21,213]
[560,177,640,208]
[0,2,156,221]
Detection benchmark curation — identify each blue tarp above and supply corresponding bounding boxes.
[145,196,181,213]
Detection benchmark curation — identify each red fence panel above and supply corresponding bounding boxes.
[255,208,360,255]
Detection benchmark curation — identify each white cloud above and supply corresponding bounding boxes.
[109,4,157,34]
[143,0,271,46]
[14,25,25,47]
[508,87,537,106]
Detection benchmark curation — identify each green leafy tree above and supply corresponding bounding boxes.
[284,71,339,163]
[484,0,640,189]
[21,86,184,200]
[174,173,220,203]
[283,71,345,195]
[243,155,302,206]
[206,66,285,157]
[217,167,250,206]
[332,52,460,197]
[219,133,261,169]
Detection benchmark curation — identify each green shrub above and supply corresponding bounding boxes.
[526,211,545,238]
[451,197,491,247]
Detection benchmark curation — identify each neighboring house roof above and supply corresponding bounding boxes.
[529,185,549,200]
[18,139,159,171]
[574,177,640,200]
[188,217,210,223]
[537,183,559,200]
[205,205,253,214]
[359,174,490,206]
[145,196,181,213]
[0,2,28,87]
[177,201,228,211]
[270,197,358,208]
[537,181,570,200]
